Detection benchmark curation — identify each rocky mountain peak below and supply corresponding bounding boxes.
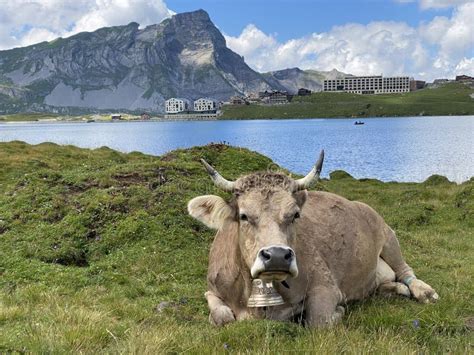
[0,9,275,114]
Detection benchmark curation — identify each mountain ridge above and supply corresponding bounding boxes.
[0,10,349,114]
[263,67,350,93]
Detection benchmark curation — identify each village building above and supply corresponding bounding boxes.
[230,96,247,105]
[258,91,272,99]
[455,75,473,82]
[323,75,410,94]
[298,88,312,96]
[262,91,290,104]
[165,98,190,114]
[410,80,426,91]
[111,114,122,120]
[141,113,151,120]
[245,92,261,104]
[194,98,217,112]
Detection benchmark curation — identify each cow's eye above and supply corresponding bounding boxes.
[293,212,300,222]
[239,213,248,221]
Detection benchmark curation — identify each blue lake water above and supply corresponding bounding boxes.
[1,116,473,182]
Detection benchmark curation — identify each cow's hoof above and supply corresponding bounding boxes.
[409,279,439,303]
[210,305,236,326]
[330,306,345,324]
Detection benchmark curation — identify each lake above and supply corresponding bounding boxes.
[1,116,473,182]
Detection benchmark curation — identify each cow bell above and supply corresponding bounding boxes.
[247,279,285,308]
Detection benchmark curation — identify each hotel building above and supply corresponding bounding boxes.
[165,98,190,114]
[193,98,217,112]
[323,75,410,94]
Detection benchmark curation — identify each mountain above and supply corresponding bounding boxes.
[0,10,277,114]
[263,68,350,94]
[0,9,353,114]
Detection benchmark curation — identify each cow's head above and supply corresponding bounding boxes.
[188,151,324,282]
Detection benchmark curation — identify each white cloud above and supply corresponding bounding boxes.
[395,0,472,9]
[455,57,474,73]
[19,28,59,47]
[225,3,473,80]
[419,0,472,9]
[0,0,174,50]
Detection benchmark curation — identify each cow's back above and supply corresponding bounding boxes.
[295,191,388,300]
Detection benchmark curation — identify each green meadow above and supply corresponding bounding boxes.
[221,82,474,119]
[0,141,472,353]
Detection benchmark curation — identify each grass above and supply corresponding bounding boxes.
[221,82,474,119]
[0,141,472,353]
[0,113,62,122]
[0,113,153,122]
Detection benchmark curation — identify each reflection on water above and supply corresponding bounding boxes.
[1,116,473,182]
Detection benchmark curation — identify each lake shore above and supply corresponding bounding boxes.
[1,113,474,124]
[1,82,473,122]
[1,116,473,182]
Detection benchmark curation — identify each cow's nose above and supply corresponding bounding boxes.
[259,246,294,271]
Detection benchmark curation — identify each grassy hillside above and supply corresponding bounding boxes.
[222,82,474,119]
[0,142,473,353]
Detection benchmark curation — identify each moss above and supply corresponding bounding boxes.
[454,184,474,225]
[330,170,354,180]
[424,174,453,185]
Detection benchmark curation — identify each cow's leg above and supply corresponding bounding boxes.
[205,291,235,326]
[266,303,305,322]
[380,228,439,303]
[305,287,344,328]
[376,257,410,298]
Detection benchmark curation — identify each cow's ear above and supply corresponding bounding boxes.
[187,195,234,230]
[293,190,308,208]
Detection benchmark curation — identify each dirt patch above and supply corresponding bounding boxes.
[160,152,178,162]
[113,172,147,185]
[113,168,169,189]
[206,143,229,152]
[65,181,99,194]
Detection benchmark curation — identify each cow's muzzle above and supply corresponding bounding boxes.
[250,246,298,280]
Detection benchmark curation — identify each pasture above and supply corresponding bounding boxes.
[221,82,474,119]
[0,141,472,352]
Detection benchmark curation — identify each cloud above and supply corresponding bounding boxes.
[395,0,472,9]
[455,57,474,73]
[225,3,473,80]
[419,0,472,9]
[0,0,174,50]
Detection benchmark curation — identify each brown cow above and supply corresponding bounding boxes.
[188,152,438,327]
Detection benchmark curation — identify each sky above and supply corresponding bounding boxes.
[0,0,473,81]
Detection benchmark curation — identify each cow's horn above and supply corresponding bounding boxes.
[294,150,325,191]
[200,158,236,192]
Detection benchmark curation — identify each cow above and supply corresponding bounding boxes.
[187,151,439,327]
